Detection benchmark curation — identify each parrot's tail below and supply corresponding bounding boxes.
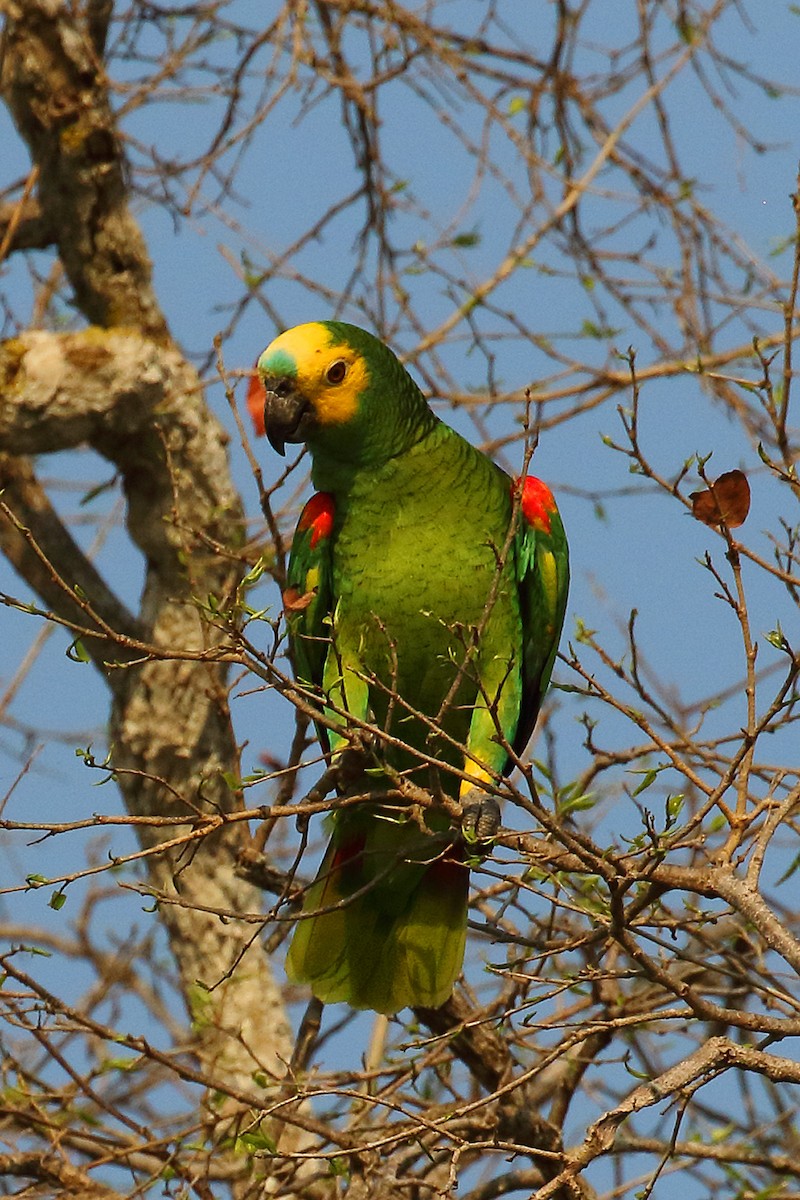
[285,829,469,1014]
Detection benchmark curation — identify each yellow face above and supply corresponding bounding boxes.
[258,322,368,427]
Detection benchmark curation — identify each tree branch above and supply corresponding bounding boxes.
[0,452,142,667]
[0,0,167,336]
[0,4,305,1146]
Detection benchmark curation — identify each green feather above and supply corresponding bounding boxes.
[285,810,468,1013]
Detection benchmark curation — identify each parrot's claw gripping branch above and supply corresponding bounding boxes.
[460,792,502,849]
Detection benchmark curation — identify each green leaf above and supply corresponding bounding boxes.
[101,1056,138,1073]
[580,319,621,339]
[187,982,215,1032]
[623,1057,651,1080]
[666,794,685,820]
[765,624,792,654]
[557,791,596,817]
[12,944,51,958]
[49,890,67,911]
[80,475,117,506]
[631,768,659,797]
[240,769,270,785]
[556,778,596,816]
[507,96,526,116]
[240,561,267,589]
[775,851,800,885]
[66,638,91,663]
[532,758,553,782]
[236,1129,278,1154]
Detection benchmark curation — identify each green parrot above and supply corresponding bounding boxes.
[257,322,568,1014]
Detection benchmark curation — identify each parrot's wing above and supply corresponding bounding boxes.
[284,491,336,751]
[512,475,570,758]
[459,473,569,796]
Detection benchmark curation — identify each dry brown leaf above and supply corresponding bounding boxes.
[690,469,750,528]
[282,586,316,613]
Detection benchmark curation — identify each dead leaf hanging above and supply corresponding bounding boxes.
[690,469,750,529]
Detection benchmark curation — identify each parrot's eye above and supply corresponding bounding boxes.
[326,360,348,385]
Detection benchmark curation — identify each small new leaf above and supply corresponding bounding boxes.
[632,768,659,797]
[666,794,685,820]
[557,786,596,817]
[451,230,480,248]
[776,851,800,885]
[235,1129,278,1154]
[67,638,91,663]
[765,624,792,654]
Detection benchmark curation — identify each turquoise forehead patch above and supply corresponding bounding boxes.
[257,347,297,376]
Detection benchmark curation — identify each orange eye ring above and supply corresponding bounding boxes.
[326,359,348,384]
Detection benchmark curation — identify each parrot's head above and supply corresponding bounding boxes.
[257,322,434,470]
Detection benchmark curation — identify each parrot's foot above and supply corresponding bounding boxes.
[461,791,501,850]
[332,739,375,790]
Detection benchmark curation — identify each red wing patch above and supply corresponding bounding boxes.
[299,492,336,548]
[514,475,556,534]
[331,835,366,874]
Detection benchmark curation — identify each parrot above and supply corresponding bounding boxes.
[257,321,568,1014]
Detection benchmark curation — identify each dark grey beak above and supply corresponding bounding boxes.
[262,381,311,457]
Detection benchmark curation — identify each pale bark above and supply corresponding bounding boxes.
[0,0,304,1163]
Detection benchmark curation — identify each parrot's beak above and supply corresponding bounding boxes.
[261,379,312,456]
